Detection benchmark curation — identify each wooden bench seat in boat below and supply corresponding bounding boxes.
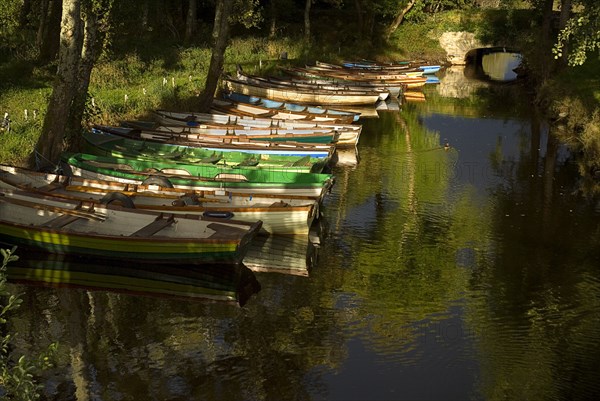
[41,214,84,228]
[130,214,176,237]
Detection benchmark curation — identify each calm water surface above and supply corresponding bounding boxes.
[6,67,600,401]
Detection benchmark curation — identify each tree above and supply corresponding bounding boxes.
[553,0,600,66]
[269,0,278,38]
[33,0,112,170]
[385,0,417,40]
[185,0,198,42]
[66,0,113,145]
[304,0,312,43]
[34,0,82,170]
[197,0,235,112]
[37,0,63,62]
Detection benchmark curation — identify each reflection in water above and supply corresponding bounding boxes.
[332,147,360,168]
[243,234,318,276]
[4,65,600,400]
[7,252,261,306]
[436,65,487,99]
[403,91,427,103]
[481,51,522,81]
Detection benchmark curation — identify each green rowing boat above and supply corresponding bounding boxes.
[83,128,329,173]
[61,152,334,199]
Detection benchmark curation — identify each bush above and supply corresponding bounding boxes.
[1,248,57,401]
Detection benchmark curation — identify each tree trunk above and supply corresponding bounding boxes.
[185,0,198,42]
[197,0,234,113]
[141,0,149,29]
[354,0,364,40]
[38,0,62,62]
[304,0,311,44]
[385,0,417,40]
[540,0,554,46]
[540,0,555,77]
[269,0,277,39]
[66,2,109,149]
[34,0,82,170]
[36,0,49,48]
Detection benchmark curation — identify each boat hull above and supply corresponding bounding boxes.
[0,189,261,265]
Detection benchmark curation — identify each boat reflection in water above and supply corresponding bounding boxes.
[6,252,261,307]
[243,234,319,276]
[332,147,360,168]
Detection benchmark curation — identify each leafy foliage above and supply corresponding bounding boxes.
[0,0,20,39]
[1,248,57,401]
[553,1,600,66]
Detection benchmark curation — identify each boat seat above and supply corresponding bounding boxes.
[130,214,176,237]
[36,182,63,192]
[269,201,290,207]
[41,214,84,228]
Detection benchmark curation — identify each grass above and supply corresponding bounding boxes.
[0,35,309,164]
[1,10,599,170]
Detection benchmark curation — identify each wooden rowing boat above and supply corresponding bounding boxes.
[94,124,336,159]
[102,120,338,145]
[210,98,358,123]
[83,127,330,173]
[304,64,424,79]
[0,163,320,235]
[233,72,391,101]
[152,107,361,148]
[286,66,428,89]
[216,94,361,122]
[223,76,381,106]
[277,74,404,98]
[61,153,335,199]
[0,188,261,265]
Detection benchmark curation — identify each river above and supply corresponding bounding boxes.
[5,64,600,401]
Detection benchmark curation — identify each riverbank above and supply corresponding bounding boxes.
[1,8,598,185]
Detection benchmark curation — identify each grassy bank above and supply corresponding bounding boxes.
[1,9,599,178]
[0,36,306,165]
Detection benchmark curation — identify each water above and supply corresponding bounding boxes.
[5,65,600,401]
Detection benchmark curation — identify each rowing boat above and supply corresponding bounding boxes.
[0,188,261,264]
[211,98,358,123]
[0,164,320,235]
[83,127,330,173]
[223,76,381,106]
[152,107,361,148]
[285,66,428,89]
[103,120,338,144]
[61,152,335,200]
[94,124,336,159]
[233,72,391,101]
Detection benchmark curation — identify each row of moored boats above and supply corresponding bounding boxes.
[0,60,440,272]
